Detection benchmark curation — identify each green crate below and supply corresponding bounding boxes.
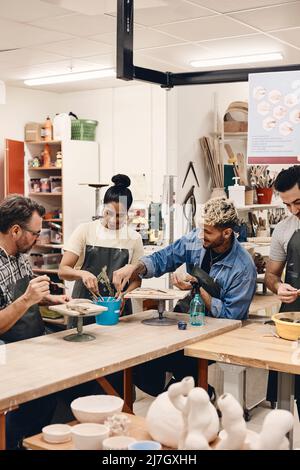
[71,119,98,141]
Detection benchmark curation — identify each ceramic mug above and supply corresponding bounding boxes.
[128,440,162,450]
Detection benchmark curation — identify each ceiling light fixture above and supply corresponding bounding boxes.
[190,52,283,68]
[24,68,116,86]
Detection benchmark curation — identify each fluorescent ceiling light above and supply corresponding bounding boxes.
[190,52,283,68]
[24,68,116,86]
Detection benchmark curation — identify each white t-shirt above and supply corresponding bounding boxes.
[269,215,300,262]
[64,220,144,268]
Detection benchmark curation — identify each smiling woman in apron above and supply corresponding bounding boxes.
[265,166,300,415]
[0,195,69,449]
[58,174,144,396]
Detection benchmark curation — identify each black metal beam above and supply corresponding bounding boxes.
[117,0,134,81]
[133,66,171,87]
[171,64,300,86]
[116,0,300,87]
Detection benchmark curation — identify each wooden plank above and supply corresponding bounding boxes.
[0,311,240,411]
[185,323,300,375]
[23,414,152,451]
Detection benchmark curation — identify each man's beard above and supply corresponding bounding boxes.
[17,241,36,254]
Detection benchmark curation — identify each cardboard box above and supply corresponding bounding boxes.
[25,122,42,142]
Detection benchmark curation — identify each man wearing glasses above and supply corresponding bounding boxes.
[0,194,68,448]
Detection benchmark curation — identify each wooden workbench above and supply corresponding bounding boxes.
[185,322,299,448]
[0,310,240,450]
[249,293,281,318]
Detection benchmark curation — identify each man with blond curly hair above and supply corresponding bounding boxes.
[113,198,257,396]
[114,197,256,320]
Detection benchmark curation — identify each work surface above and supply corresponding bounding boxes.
[185,322,300,375]
[0,311,240,411]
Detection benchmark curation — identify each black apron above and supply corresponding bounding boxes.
[267,229,300,407]
[72,245,132,322]
[0,275,45,344]
[280,228,300,312]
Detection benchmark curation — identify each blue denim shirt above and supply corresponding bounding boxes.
[141,229,257,320]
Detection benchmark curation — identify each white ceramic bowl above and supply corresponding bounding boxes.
[128,440,162,450]
[102,436,137,450]
[71,423,109,450]
[71,395,124,423]
[42,424,72,444]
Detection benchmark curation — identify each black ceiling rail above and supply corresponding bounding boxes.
[117,0,300,88]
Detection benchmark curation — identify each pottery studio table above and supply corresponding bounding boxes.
[185,322,300,448]
[0,310,240,450]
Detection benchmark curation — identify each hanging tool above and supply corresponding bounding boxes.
[182,161,200,188]
[182,185,196,230]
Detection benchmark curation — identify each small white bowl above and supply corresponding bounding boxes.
[42,424,72,444]
[102,436,137,450]
[71,395,124,423]
[128,440,162,450]
[71,423,109,450]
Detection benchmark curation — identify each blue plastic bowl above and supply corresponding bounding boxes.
[94,297,121,326]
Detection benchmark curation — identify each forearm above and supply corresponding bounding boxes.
[0,296,32,335]
[200,288,212,311]
[59,265,83,282]
[265,271,282,294]
[131,261,147,277]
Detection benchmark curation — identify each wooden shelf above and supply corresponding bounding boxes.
[35,244,63,249]
[29,192,62,197]
[43,219,63,222]
[33,268,59,274]
[236,203,281,210]
[26,141,61,145]
[28,167,61,171]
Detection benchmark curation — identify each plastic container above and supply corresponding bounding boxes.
[53,113,71,141]
[228,177,245,207]
[42,253,62,269]
[256,187,273,204]
[189,293,205,326]
[50,176,62,193]
[36,228,51,245]
[40,178,51,193]
[30,178,41,192]
[25,122,42,142]
[94,297,121,325]
[71,119,98,141]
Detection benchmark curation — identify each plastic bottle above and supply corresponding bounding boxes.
[189,292,205,326]
[43,144,51,168]
[228,177,245,207]
[44,116,53,141]
[53,113,71,141]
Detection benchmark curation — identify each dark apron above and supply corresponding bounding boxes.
[280,228,300,312]
[267,229,300,407]
[72,245,132,322]
[0,275,45,344]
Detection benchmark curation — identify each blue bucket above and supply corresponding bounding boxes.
[94,297,121,325]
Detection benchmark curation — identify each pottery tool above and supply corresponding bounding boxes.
[32,275,67,290]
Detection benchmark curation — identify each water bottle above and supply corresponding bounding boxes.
[189,293,205,326]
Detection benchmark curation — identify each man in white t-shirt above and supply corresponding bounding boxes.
[265,165,300,413]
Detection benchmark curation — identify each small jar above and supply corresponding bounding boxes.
[40,178,51,193]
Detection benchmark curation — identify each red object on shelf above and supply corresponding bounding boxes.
[256,187,273,204]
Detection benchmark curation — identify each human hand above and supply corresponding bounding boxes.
[81,270,99,295]
[277,283,299,303]
[47,294,71,304]
[171,272,197,291]
[113,264,135,294]
[23,275,50,305]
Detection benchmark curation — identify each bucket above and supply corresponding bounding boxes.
[94,297,121,325]
[256,187,273,204]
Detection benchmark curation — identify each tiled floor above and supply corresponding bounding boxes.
[133,390,300,449]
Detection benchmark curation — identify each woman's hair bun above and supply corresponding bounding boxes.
[111,174,131,188]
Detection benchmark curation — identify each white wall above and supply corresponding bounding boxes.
[60,84,167,204]
[0,86,59,199]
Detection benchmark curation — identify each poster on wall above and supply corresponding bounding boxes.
[248,70,300,164]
